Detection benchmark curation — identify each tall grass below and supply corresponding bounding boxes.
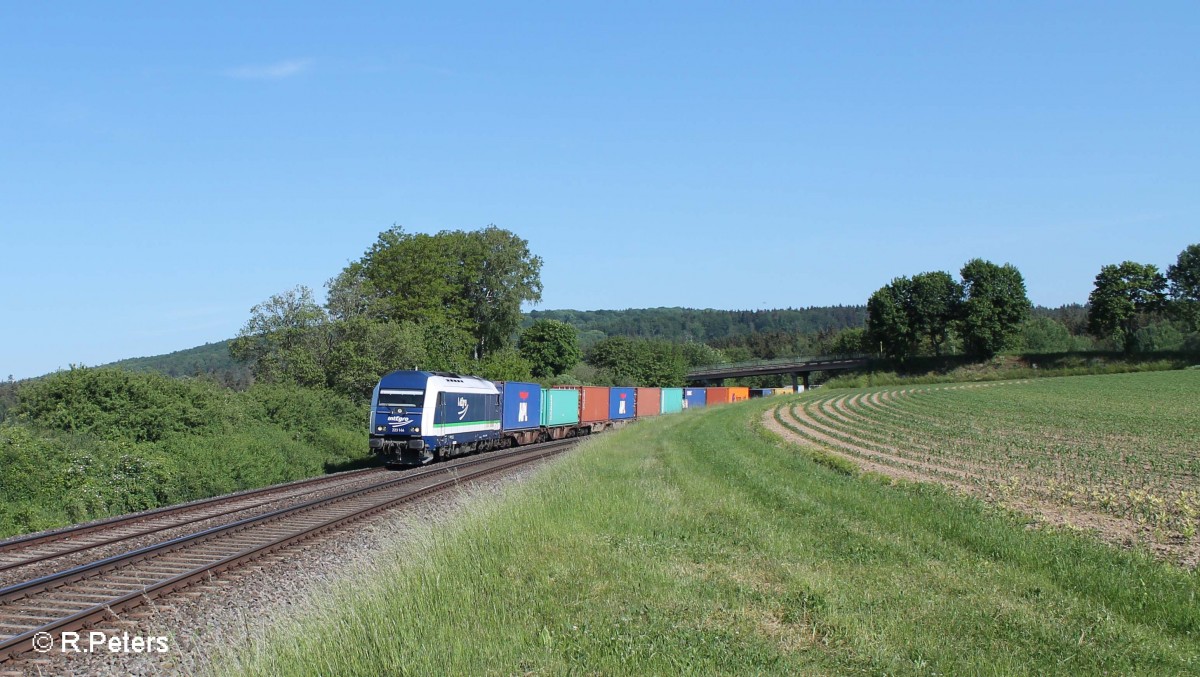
[223,399,1200,675]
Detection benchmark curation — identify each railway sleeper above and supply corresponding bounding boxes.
[6,605,89,616]
[0,622,43,633]
[42,593,119,601]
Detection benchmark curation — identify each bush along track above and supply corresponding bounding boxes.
[1,368,372,539]
[769,370,1200,568]
[223,395,1199,676]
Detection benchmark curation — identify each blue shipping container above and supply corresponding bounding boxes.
[610,387,636,419]
[683,387,707,409]
[500,382,541,431]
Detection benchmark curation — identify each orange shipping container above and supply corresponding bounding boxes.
[635,387,661,417]
[706,387,750,405]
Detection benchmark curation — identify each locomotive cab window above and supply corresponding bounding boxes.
[378,390,425,407]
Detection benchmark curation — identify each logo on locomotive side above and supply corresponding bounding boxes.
[457,397,469,420]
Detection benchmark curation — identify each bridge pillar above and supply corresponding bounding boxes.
[803,372,811,392]
[791,372,799,393]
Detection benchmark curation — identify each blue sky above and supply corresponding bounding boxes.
[2,2,1197,379]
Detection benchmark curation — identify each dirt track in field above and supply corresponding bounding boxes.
[764,388,1199,569]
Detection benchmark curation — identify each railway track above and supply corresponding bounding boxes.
[0,439,573,661]
[0,467,387,578]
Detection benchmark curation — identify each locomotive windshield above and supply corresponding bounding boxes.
[377,390,425,408]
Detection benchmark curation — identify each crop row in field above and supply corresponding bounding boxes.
[768,370,1200,566]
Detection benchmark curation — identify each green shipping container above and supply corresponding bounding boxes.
[542,388,581,427]
[660,388,684,414]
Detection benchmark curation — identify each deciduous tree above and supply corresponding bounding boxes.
[475,347,534,382]
[959,259,1030,358]
[1167,243,1200,331]
[1019,317,1073,353]
[586,336,688,387]
[1087,261,1167,353]
[909,271,963,356]
[348,225,542,359]
[325,318,426,399]
[458,226,544,358]
[827,327,868,355]
[867,278,916,359]
[518,319,581,378]
[230,286,329,388]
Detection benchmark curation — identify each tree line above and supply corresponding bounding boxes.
[862,244,1200,360]
[526,306,867,347]
[866,259,1031,360]
[1086,244,1200,353]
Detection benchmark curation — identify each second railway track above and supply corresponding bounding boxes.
[0,439,574,662]
[0,466,389,582]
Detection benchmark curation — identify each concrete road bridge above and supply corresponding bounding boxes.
[685,356,869,391]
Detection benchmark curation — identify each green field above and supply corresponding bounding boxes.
[223,373,1200,676]
[773,370,1200,565]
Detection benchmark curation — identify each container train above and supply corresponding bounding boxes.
[369,370,798,466]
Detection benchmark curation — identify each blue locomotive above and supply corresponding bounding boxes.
[369,371,503,465]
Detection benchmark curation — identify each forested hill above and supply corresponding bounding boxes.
[103,340,251,386]
[525,306,868,347]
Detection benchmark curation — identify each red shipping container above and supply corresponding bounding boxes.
[706,387,731,405]
[554,386,609,423]
[635,387,661,417]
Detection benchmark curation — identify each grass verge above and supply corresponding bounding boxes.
[223,399,1200,676]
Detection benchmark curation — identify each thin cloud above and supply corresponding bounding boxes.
[224,58,313,80]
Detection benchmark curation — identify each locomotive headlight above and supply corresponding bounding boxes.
[413,427,420,432]
[376,425,385,432]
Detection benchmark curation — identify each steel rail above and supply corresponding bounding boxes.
[0,439,574,661]
[0,469,395,576]
[0,467,385,555]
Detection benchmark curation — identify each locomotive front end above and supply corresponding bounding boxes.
[370,376,435,466]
